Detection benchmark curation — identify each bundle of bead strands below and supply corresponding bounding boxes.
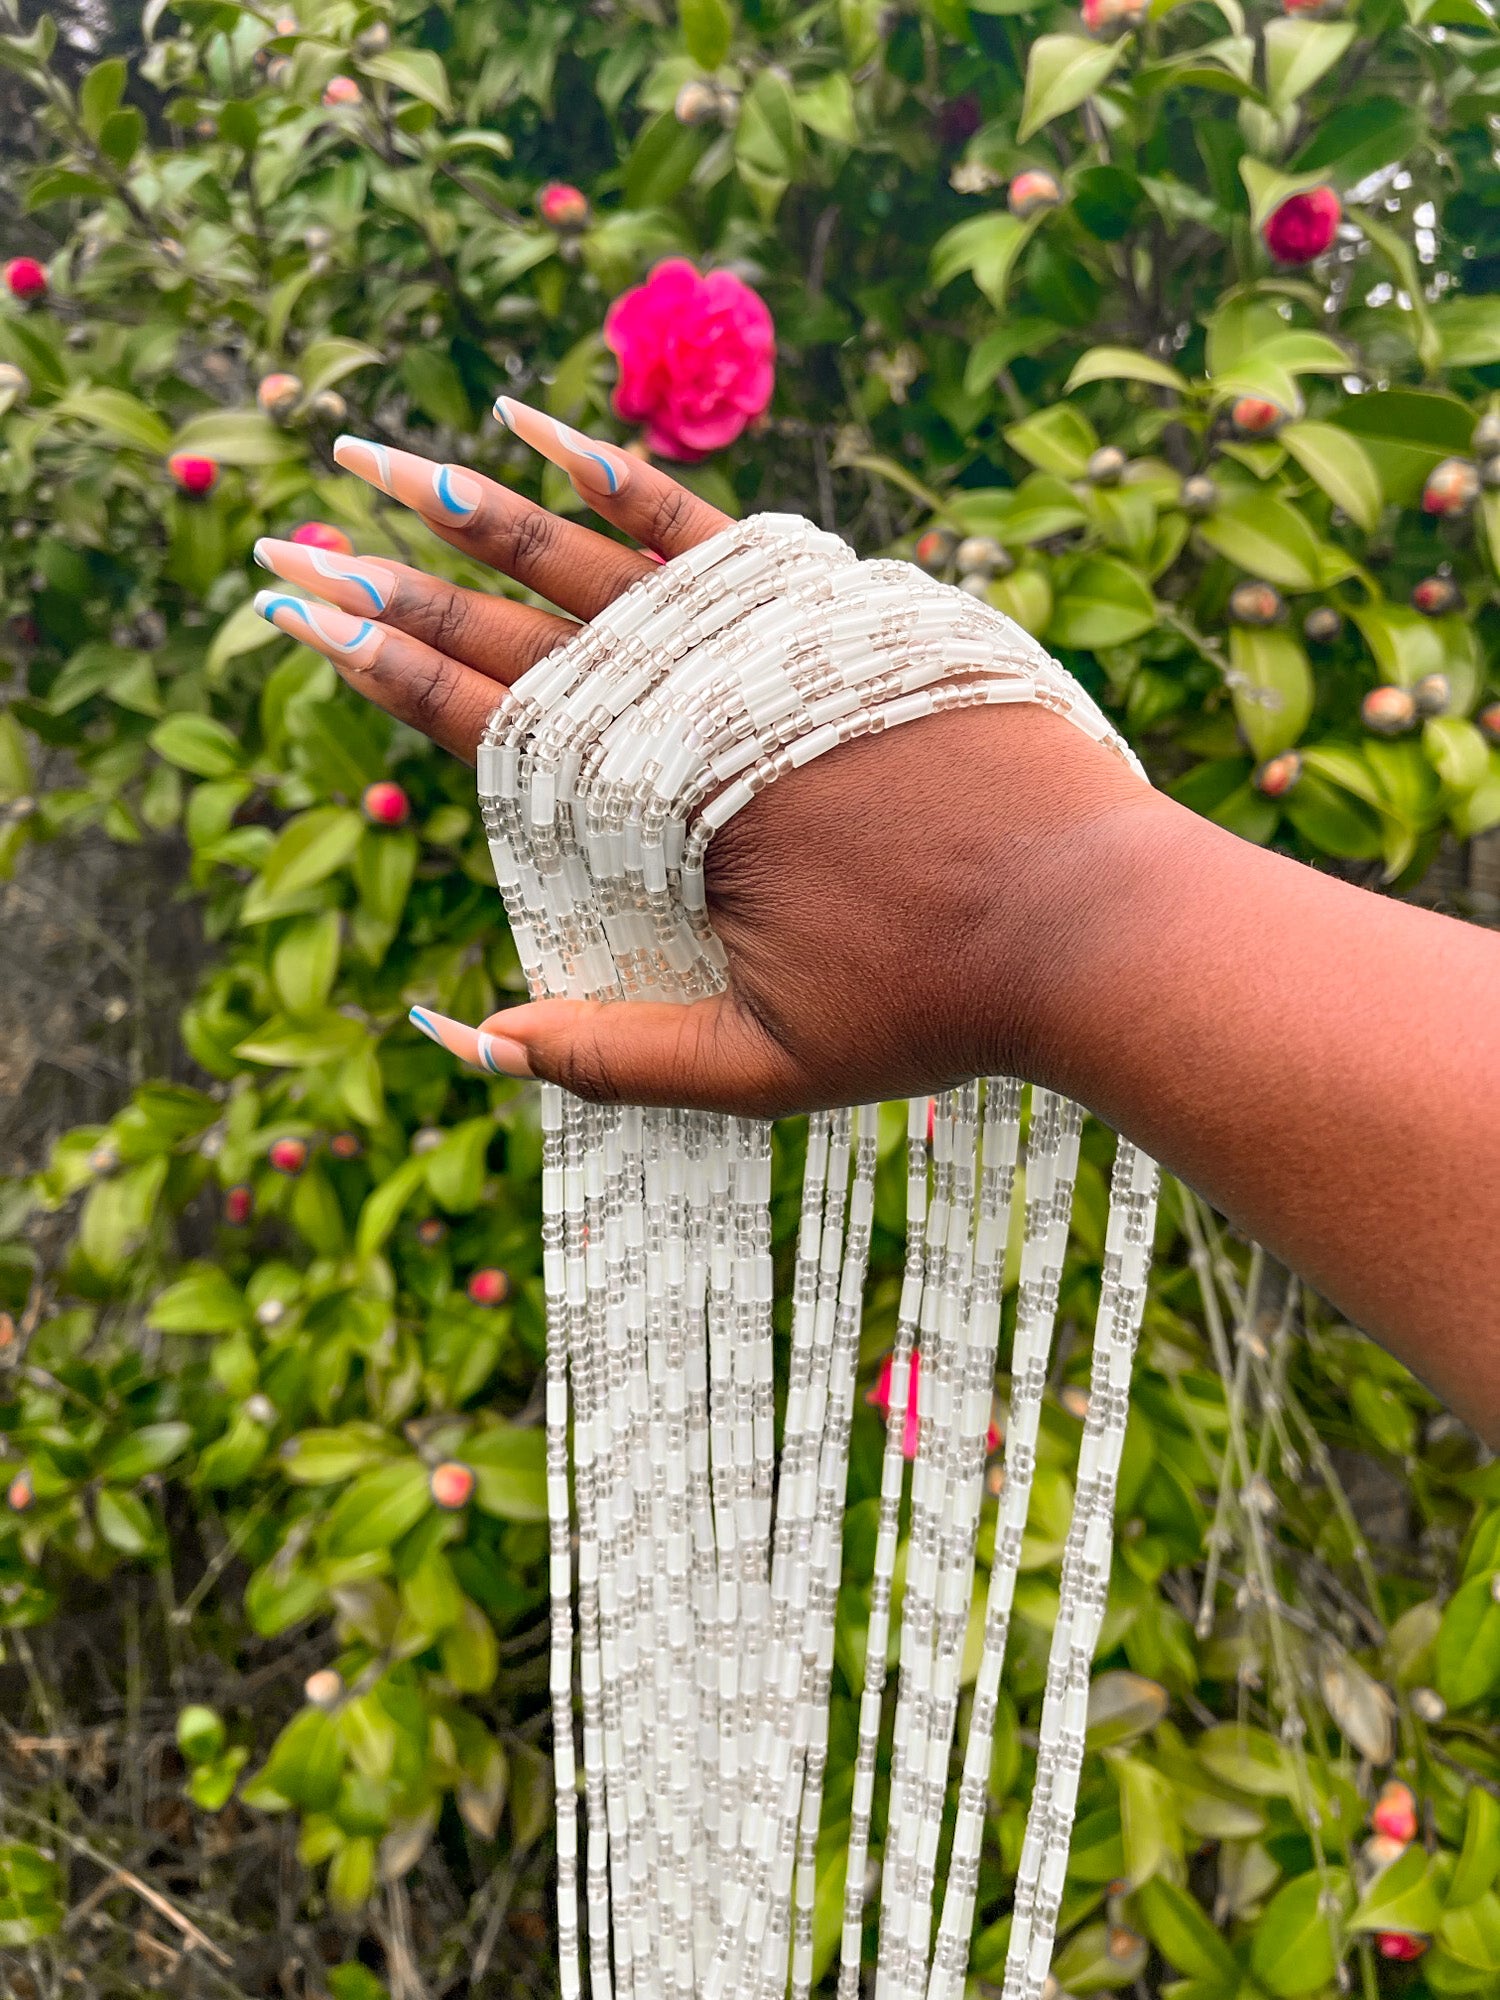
[475,513,1160,2000]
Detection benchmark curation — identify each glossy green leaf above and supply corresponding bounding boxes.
[1352,1841,1443,1934]
[100,1422,191,1481]
[1065,346,1189,393]
[1251,1869,1350,1995]
[1135,1876,1240,1992]
[1018,34,1128,143]
[1047,557,1157,649]
[467,1425,549,1521]
[148,1265,248,1334]
[1263,18,1355,107]
[1437,1573,1500,1707]
[1280,420,1382,530]
[322,1459,431,1558]
[242,806,363,921]
[1196,490,1322,588]
[1004,403,1098,477]
[931,213,1035,309]
[680,0,733,68]
[359,48,453,115]
[280,1424,403,1486]
[149,713,242,778]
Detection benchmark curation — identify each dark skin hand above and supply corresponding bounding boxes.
[253,427,1500,1444]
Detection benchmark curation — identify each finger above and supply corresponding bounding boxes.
[332,433,656,621]
[494,396,731,558]
[254,590,502,762]
[253,537,574,685]
[407,996,804,1118]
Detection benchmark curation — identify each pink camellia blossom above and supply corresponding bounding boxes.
[604,258,774,461]
[867,1350,1002,1462]
[1263,187,1341,264]
[1371,1780,1419,1844]
[1376,1934,1428,1962]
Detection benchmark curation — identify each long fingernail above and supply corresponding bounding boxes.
[493,396,633,500]
[254,538,397,615]
[333,434,483,522]
[254,590,383,668]
[409,1005,533,1078]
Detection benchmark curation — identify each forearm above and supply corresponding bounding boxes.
[1026,793,1500,1441]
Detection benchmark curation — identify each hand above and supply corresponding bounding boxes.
[253,402,1151,1116]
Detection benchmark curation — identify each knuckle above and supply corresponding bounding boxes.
[643,484,696,552]
[496,504,560,576]
[547,1033,616,1105]
[425,589,476,658]
[408,655,459,735]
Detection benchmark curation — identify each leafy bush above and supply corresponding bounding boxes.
[0,0,1498,1989]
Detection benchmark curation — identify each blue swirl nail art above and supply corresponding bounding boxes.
[409,1006,444,1047]
[255,592,375,654]
[307,549,389,612]
[476,1033,505,1075]
[434,463,477,517]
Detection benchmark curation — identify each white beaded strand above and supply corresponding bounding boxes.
[476,513,1158,2000]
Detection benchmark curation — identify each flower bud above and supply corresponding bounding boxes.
[1479,701,1500,747]
[537,182,590,230]
[1361,685,1417,736]
[1087,445,1126,487]
[1007,170,1064,221]
[914,527,956,573]
[1376,1934,1427,1962]
[7,1472,32,1510]
[244,1393,277,1425]
[1263,188,1340,265]
[955,535,1006,576]
[429,1460,476,1510]
[1371,1781,1419,1844]
[416,1217,448,1247]
[256,372,303,420]
[4,258,47,302]
[1410,1686,1446,1723]
[1422,457,1479,517]
[322,74,361,107]
[362,780,409,826]
[224,1184,254,1225]
[1302,605,1342,645]
[168,453,219,496]
[1179,473,1217,516]
[304,1667,343,1708]
[291,520,354,555]
[1082,0,1147,30]
[1413,672,1451,717]
[0,362,30,406]
[1411,576,1462,618]
[268,1136,308,1176]
[1231,396,1286,437]
[1473,411,1500,457]
[329,1132,362,1160]
[308,388,348,425]
[1229,580,1283,627]
[467,1268,512,1307]
[354,20,391,54]
[1254,751,1302,798]
[675,78,723,125]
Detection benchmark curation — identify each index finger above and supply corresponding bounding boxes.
[492,397,733,559]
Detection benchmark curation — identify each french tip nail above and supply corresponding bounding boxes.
[252,538,274,570]
[492,395,515,428]
[253,588,277,620]
[408,1005,444,1045]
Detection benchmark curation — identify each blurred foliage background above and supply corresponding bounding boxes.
[0,0,1498,1994]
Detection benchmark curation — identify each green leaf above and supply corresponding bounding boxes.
[149,713,242,779]
[736,68,801,193]
[207,596,284,678]
[1450,1787,1500,1908]
[1047,558,1157,650]
[1437,1573,1500,1708]
[322,1459,431,1558]
[1065,346,1189,394]
[1348,602,1447,687]
[148,1265,248,1334]
[1292,97,1421,183]
[242,806,363,921]
[1239,155,1329,230]
[400,348,473,432]
[79,56,126,141]
[1195,490,1322,588]
[1263,18,1355,108]
[1283,768,1384,859]
[1227,629,1313,757]
[1116,1752,1178,1886]
[467,1425,548,1521]
[96,1486,155,1555]
[424,1116,494,1213]
[355,1155,430,1256]
[1352,1842,1444,1934]
[0,709,30,798]
[1440,1892,1500,1972]
[359,48,452,116]
[176,1704,226,1765]
[1019,34,1129,143]
[931,214,1036,310]
[59,386,173,455]
[795,72,858,145]
[1135,1876,1240,1992]
[962,320,1064,395]
[280,1424,403,1485]
[1280,421,1382,532]
[100,1422,191,1481]
[272,911,342,1018]
[233,1012,363,1066]
[1425,717,1490,796]
[1197,1723,1295,1796]
[259,1706,345,1812]
[170,412,297,467]
[296,336,383,396]
[1435,297,1500,370]
[680,0,733,68]
[1004,403,1098,477]
[1251,1869,1350,1996]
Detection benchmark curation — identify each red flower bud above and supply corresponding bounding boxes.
[1479,700,1500,746]
[1411,575,1462,618]
[329,1132,362,1160]
[362,780,409,826]
[1229,580,1284,627]
[224,1184,254,1225]
[4,257,47,301]
[537,182,590,230]
[1007,170,1064,221]
[1423,457,1480,517]
[7,1471,32,1510]
[914,527,955,573]
[322,74,361,107]
[467,1267,512,1307]
[1254,751,1302,799]
[290,520,354,555]
[268,1137,308,1176]
[1082,0,1147,28]
[168,453,219,495]
[1371,1780,1419,1844]
[416,1217,448,1247]
[430,1460,476,1510]
[1262,188,1340,265]
[1376,1934,1427,1962]
[1231,396,1286,437]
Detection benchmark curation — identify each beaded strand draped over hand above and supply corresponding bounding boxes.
[475,514,1160,2000]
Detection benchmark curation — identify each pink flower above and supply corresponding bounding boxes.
[604,258,774,461]
[1376,1934,1427,1962]
[538,182,589,229]
[867,1349,1001,1462]
[1263,187,1340,264]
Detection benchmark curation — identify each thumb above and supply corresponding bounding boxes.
[407,993,801,1116]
